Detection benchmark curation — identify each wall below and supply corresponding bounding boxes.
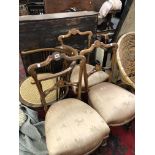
[117,0,135,39]
[112,0,135,83]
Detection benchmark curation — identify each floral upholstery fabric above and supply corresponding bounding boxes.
[45,98,110,155]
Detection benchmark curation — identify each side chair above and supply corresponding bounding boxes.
[39,52,110,155]
[58,29,111,93]
[81,40,135,126]
[70,40,118,93]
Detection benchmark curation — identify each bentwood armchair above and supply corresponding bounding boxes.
[81,40,135,126]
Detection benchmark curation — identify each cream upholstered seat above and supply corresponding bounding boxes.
[70,64,109,92]
[20,73,56,108]
[88,82,135,126]
[45,98,110,155]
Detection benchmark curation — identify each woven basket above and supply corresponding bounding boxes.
[116,32,135,88]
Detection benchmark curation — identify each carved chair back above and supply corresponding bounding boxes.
[80,40,118,88]
[21,45,77,75]
[24,49,86,112]
[58,28,93,63]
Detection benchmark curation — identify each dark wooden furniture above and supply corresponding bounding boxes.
[19,11,98,75]
[27,2,45,15]
[44,0,106,14]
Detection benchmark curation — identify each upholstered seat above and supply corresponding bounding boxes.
[20,73,57,108]
[45,98,110,155]
[70,64,109,92]
[88,82,135,126]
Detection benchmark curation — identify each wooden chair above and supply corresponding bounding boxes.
[19,46,78,111]
[58,29,111,93]
[20,45,77,76]
[70,40,117,93]
[40,52,110,155]
[82,40,135,126]
[20,45,110,155]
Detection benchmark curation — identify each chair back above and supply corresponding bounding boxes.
[58,28,93,62]
[21,45,77,75]
[80,40,118,87]
[26,50,86,111]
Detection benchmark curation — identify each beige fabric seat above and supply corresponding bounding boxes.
[88,82,135,126]
[20,73,57,108]
[45,98,110,155]
[70,64,109,92]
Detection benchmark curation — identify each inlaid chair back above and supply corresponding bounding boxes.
[20,47,86,112]
[58,28,93,63]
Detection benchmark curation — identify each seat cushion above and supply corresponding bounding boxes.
[20,73,57,107]
[70,64,109,93]
[45,98,110,155]
[88,82,135,126]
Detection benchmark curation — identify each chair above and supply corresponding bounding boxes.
[70,40,117,93]
[58,28,93,66]
[82,40,135,126]
[58,29,110,93]
[40,52,110,154]
[19,45,78,111]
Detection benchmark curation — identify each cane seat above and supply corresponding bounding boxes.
[45,98,110,155]
[20,73,57,108]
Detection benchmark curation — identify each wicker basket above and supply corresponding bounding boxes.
[116,32,135,88]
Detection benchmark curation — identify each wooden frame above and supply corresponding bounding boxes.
[80,40,118,90]
[58,28,93,48]
[58,28,94,64]
[20,45,78,75]
[20,47,87,112]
